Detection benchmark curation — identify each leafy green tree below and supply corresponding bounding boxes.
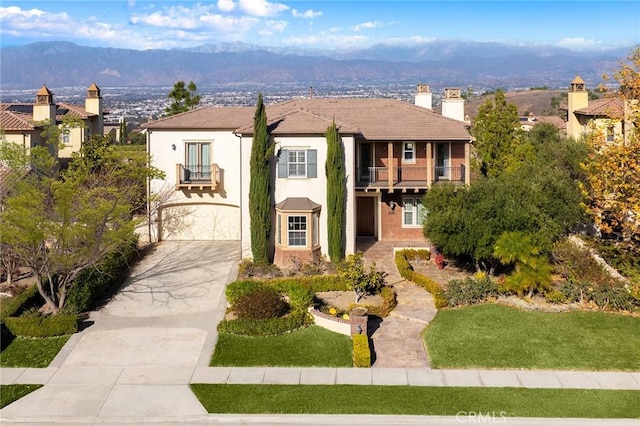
[249,93,272,264]
[165,80,201,116]
[471,89,521,177]
[0,136,163,313]
[325,120,346,263]
[423,126,585,273]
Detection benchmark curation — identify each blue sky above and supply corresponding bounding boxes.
[1,1,638,51]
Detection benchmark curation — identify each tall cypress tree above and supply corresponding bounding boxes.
[249,93,271,263]
[325,120,346,263]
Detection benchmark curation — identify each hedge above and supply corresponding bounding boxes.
[395,250,448,309]
[347,286,397,318]
[352,334,371,368]
[2,314,78,337]
[217,312,313,336]
[0,285,41,320]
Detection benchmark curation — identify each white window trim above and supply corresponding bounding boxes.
[402,197,424,228]
[402,141,416,164]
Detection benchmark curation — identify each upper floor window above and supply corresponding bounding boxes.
[402,197,424,227]
[278,148,317,178]
[606,126,615,142]
[60,133,71,146]
[403,142,415,163]
[185,142,211,181]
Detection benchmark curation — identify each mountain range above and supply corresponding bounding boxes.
[0,41,632,90]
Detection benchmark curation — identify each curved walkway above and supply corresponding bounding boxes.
[360,239,437,368]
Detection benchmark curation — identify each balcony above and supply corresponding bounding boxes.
[176,164,220,190]
[358,165,465,191]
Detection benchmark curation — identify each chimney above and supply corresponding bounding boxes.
[85,82,104,135]
[567,76,589,140]
[441,87,465,121]
[415,84,432,110]
[33,84,56,123]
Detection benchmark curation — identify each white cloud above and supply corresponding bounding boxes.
[286,33,368,48]
[258,19,288,36]
[130,4,217,29]
[200,14,258,33]
[292,9,322,19]
[0,6,73,32]
[556,37,601,51]
[353,21,384,32]
[238,0,288,17]
[217,0,236,13]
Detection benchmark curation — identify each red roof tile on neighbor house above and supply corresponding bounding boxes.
[574,97,624,119]
[0,110,35,131]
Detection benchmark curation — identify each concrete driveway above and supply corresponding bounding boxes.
[1,241,240,423]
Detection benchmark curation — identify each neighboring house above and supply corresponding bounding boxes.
[144,85,472,267]
[0,83,104,163]
[519,113,566,134]
[566,76,632,143]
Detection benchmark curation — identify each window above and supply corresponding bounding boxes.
[606,126,615,142]
[60,133,71,146]
[288,150,306,177]
[403,142,415,163]
[288,216,307,246]
[185,142,211,181]
[402,197,424,227]
[276,213,282,245]
[278,148,317,178]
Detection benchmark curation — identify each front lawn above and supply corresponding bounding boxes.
[0,384,42,408]
[424,303,640,370]
[190,384,640,418]
[0,335,71,368]
[211,326,352,367]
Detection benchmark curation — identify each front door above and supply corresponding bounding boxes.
[356,197,376,237]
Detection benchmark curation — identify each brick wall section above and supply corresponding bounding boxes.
[380,192,425,240]
[350,313,368,337]
[274,246,321,269]
[451,142,465,169]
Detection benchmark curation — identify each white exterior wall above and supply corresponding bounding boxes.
[148,129,242,242]
[239,134,356,261]
[441,99,465,122]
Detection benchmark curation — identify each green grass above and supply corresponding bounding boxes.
[0,335,71,368]
[211,326,352,367]
[190,384,640,418]
[424,303,640,370]
[0,384,42,408]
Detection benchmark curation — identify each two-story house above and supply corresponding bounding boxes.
[0,83,104,164]
[144,85,472,267]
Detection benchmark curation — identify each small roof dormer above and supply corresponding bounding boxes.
[87,82,101,99]
[571,76,586,92]
[36,85,54,105]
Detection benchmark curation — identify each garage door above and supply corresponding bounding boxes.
[160,203,240,241]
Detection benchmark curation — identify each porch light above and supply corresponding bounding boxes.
[389,201,396,210]
[171,143,176,151]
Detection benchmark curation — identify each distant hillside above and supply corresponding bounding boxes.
[0,41,631,90]
[464,89,568,120]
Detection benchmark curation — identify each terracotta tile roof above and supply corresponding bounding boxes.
[57,102,93,119]
[144,98,471,141]
[574,97,624,119]
[266,98,471,140]
[0,110,35,130]
[536,115,566,129]
[236,107,360,135]
[142,107,255,130]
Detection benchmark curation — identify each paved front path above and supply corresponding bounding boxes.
[360,240,437,368]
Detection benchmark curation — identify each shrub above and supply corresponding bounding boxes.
[560,280,638,311]
[65,237,139,313]
[0,285,40,320]
[395,250,448,308]
[545,289,567,304]
[444,276,500,307]
[237,259,282,279]
[233,287,289,320]
[339,253,385,303]
[225,281,266,307]
[353,286,397,318]
[267,275,349,292]
[352,334,371,368]
[552,238,612,286]
[274,283,314,312]
[400,248,430,261]
[217,311,312,336]
[3,314,78,337]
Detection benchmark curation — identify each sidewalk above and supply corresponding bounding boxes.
[3,365,639,390]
